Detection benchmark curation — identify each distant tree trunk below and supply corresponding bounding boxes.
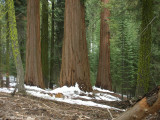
[136,0,153,96]
[25,0,44,88]
[96,0,112,90]
[41,0,49,88]
[51,0,64,86]
[6,0,25,93]
[6,10,9,88]
[49,0,54,89]
[59,0,92,92]
[0,21,3,87]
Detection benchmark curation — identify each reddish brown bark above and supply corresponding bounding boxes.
[96,0,112,90]
[25,0,44,88]
[59,0,92,92]
[115,86,160,120]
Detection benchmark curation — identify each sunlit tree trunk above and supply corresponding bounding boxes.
[25,0,44,88]
[41,0,49,88]
[6,0,25,93]
[136,0,153,96]
[96,0,112,90]
[60,0,92,92]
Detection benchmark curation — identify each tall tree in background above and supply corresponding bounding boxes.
[60,0,92,92]
[96,0,112,90]
[50,0,65,87]
[0,21,3,87]
[6,8,9,88]
[136,0,153,96]
[25,0,44,88]
[41,0,49,88]
[6,0,25,93]
[49,0,54,88]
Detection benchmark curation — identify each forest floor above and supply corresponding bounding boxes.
[0,92,159,120]
[0,79,159,120]
[0,92,125,120]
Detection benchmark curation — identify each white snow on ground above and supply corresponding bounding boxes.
[93,86,114,93]
[0,77,124,111]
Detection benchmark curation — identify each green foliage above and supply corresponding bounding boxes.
[85,0,101,86]
[109,0,140,97]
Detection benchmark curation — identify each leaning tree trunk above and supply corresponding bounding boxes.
[6,0,25,93]
[25,0,44,88]
[41,0,49,88]
[115,86,160,120]
[136,0,153,96]
[96,0,112,90]
[59,0,92,92]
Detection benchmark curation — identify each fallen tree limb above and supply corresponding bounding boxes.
[114,86,160,120]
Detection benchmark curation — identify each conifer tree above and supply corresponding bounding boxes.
[41,0,49,88]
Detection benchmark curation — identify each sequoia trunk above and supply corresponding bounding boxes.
[25,0,44,88]
[96,0,112,90]
[59,0,92,92]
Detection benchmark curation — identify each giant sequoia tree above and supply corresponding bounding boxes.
[96,0,112,90]
[25,0,44,88]
[59,0,92,92]
[136,0,153,96]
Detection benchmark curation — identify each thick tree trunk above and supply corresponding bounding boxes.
[136,0,153,96]
[60,0,92,92]
[41,0,49,88]
[96,0,112,90]
[6,0,25,93]
[25,0,44,88]
[115,86,160,120]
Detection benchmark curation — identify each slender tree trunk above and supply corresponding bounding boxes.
[41,0,49,88]
[60,0,92,92]
[136,0,153,96]
[25,0,44,88]
[6,10,9,88]
[49,1,54,89]
[96,0,112,90]
[0,21,3,87]
[6,0,25,93]
[52,0,64,86]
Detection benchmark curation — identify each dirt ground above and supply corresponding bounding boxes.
[0,92,159,120]
[0,92,124,120]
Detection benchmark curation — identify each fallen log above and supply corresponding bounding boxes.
[114,86,160,120]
